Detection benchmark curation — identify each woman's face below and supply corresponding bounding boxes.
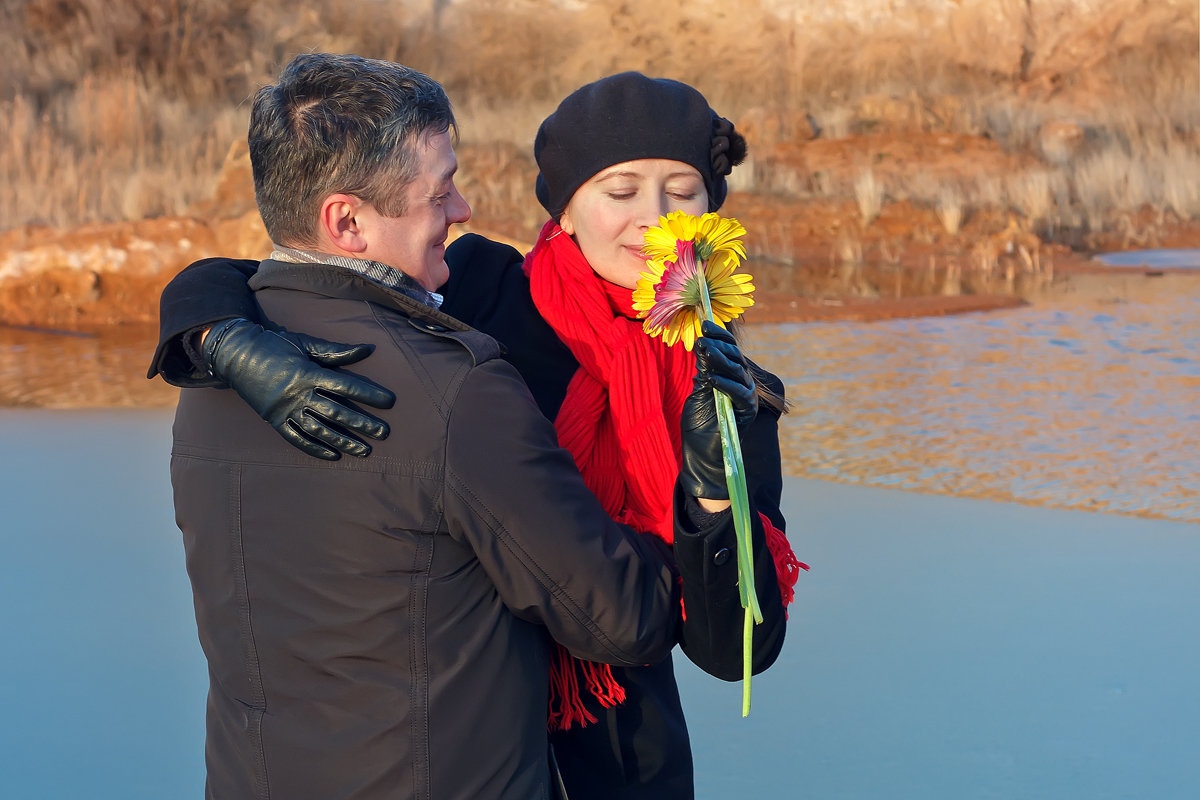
[560,159,708,289]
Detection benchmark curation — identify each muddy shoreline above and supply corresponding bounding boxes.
[3,204,1195,332]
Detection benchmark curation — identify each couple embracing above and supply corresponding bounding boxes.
[154,52,799,800]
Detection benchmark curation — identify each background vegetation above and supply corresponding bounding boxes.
[2,0,1197,251]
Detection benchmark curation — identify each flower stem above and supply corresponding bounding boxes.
[696,267,761,716]
[713,392,761,621]
[743,607,754,717]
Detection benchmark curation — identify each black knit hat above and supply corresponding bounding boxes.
[534,72,747,221]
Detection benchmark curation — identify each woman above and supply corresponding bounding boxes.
[150,72,800,799]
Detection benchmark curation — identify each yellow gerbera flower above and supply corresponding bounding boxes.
[642,210,748,265]
[632,213,755,350]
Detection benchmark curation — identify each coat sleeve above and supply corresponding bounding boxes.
[146,257,262,386]
[441,357,683,667]
[145,238,498,387]
[673,367,790,681]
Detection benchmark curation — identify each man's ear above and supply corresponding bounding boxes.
[319,194,368,253]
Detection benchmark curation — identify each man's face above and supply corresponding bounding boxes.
[357,130,471,291]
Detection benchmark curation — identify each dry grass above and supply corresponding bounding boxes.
[2,0,1198,250]
[854,170,885,226]
[936,188,965,236]
[0,0,417,228]
[1005,169,1065,230]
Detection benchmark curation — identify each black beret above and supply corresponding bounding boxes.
[534,72,746,221]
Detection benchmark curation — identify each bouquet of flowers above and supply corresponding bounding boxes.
[633,211,761,715]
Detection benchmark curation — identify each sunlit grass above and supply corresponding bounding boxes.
[936,188,965,236]
[0,0,1196,250]
[854,169,884,226]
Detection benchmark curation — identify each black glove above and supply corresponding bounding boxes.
[679,320,759,499]
[203,318,396,460]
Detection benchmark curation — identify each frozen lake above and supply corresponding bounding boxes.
[1,409,1198,799]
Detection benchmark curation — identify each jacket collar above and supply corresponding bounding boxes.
[269,245,443,309]
[249,258,476,334]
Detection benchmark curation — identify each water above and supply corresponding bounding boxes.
[5,269,1200,522]
[4,257,1200,796]
[4,267,1200,796]
[679,482,1200,800]
[1096,249,1200,270]
[748,271,1200,522]
[0,323,176,407]
[2,411,1198,799]
[0,409,206,797]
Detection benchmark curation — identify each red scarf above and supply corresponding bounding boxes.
[525,220,802,731]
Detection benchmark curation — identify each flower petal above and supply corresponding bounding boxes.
[637,211,756,351]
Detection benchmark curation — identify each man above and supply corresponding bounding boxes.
[169,53,751,800]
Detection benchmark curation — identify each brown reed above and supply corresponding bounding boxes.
[1,0,1196,247]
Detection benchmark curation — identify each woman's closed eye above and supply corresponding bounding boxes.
[604,189,698,203]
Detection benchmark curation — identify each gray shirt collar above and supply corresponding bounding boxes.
[270,245,444,309]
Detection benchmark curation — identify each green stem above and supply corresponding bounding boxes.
[743,608,753,717]
[696,268,761,717]
[714,391,761,623]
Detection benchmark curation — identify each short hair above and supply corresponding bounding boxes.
[249,53,457,246]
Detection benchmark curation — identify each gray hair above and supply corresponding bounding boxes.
[249,53,457,246]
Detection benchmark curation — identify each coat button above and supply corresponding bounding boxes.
[713,547,731,566]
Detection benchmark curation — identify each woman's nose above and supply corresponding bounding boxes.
[637,193,670,229]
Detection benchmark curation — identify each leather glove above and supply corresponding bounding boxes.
[679,320,759,499]
[203,318,396,460]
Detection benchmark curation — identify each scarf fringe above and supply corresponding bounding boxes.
[547,643,626,732]
[759,512,808,614]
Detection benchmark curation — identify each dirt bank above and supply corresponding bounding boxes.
[4,127,1194,331]
[2,1,1196,328]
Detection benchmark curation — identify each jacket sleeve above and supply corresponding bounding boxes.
[441,358,682,667]
[674,367,790,681]
[146,257,262,386]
